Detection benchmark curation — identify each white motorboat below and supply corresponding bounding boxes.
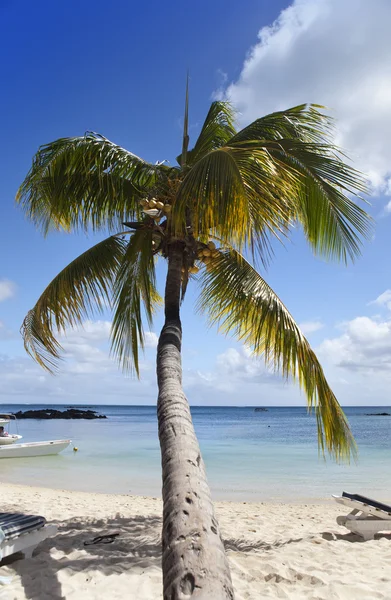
[0,439,71,458]
[0,414,71,458]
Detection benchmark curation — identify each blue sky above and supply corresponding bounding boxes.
[1,0,391,406]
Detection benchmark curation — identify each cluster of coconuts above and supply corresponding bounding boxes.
[181,242,220,276]
[183,262,201,276]
[140,197,171,220]
[196,241,220,271]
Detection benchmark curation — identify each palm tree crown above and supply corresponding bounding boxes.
[17,101,371,461]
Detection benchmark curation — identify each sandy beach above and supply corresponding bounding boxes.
[0,483,390,599]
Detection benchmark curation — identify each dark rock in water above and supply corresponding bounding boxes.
[365,412,390,416]
[14,409,107,420]
[254,407,268,412]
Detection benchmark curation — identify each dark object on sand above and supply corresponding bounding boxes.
[14,409,107,420]
[342,491,391,513]
[84,533,120,546]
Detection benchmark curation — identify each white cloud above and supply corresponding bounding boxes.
[369,290,391,311]
[4,308,391,406]
[318,316,391,373]
[183,346,300,404]
[223,0,391,195]
[60,320,111,342]
[0,279,16,302]
[299,320,324,335]
[144,331,159,348]
[0,349,157,402]
[0,320,160,403]
[58,322,159,374]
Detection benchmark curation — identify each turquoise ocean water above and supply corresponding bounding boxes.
[0,404,390,501]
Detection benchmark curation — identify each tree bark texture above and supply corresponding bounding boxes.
[157,242,235,600]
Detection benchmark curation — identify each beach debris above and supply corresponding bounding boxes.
[84,533,120,546]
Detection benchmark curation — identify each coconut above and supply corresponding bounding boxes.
[207,241,216,250]
[203,256,211,265]
[189,265,199,274]
[148,199,157,209]
[163,204,172,213]
[202,249,211,257]
[140,198,149,207]
[155,201,164,210]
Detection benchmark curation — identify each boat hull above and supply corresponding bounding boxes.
[0,439,71,458]
[0,435,23,446]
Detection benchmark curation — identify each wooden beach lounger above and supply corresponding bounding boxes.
[0,512,57,561]
[333,492,391,540]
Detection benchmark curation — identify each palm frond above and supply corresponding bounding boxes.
[21,235,126,372]
[111,228,162,375]
[229,105,371,262]
[197,249,356,461]
[16,132,176,234]
[177,101,237,167]
[174,144,298,263]
[257,137,371,262]
[230,104,333,145]
[174,105,371,264]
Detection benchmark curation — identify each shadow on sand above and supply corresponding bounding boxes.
[4,515,389,598]
[321,530,391,543]
[3,513,163,599]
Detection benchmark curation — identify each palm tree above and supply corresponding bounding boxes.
[17,95,370,599]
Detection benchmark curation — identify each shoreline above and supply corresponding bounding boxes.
[0,477,338,505]
[1,404,390,506]
[1,483,390,599]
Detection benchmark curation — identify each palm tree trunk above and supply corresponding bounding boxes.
[157,241,234,600]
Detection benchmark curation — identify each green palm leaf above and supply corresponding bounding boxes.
[174,105,370,264]
[111,227,162,375]
[177,101,237,167]
[197,249,356,460]
[230,104,333,144]
[233,137,370,262]
[174,143,300,262]
[21,235,126,372]
[230,105,371,262]
[16,132,176,234]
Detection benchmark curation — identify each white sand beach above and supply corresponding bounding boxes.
[0,483,390,599]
